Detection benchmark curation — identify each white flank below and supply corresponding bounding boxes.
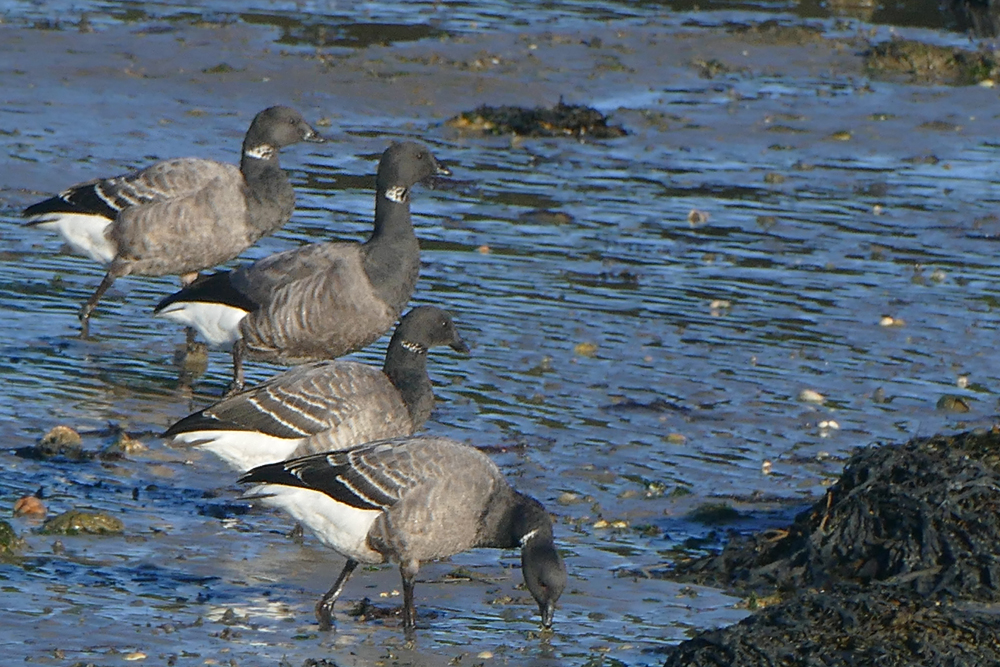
[29,213,116,264]
[170,430,305,472]
[156,301,248,348]
[248,485,383,562]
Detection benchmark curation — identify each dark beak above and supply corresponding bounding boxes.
[540,601,556,629]
[450,333,470,354]
[304,127,326,143]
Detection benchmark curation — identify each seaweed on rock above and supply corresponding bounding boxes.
[662,583,1000,667]
[449,99,627,138]
[669,430,1000,602]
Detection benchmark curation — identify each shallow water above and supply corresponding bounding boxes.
[1,1,999,665]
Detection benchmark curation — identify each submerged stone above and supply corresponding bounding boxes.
[41,509,124,535]
[16,425,92,461]
[100,432,147,460]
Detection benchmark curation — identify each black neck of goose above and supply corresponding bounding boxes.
[383,338,434,429]
[362,186,420,310]
[478,490,555,550]
[240,140,295,238]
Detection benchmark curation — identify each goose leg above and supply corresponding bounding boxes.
[179,272,201,348]
[400,559,420,636]
[227,339,246,395]
[316,558,358,631]
[78,270,118,338]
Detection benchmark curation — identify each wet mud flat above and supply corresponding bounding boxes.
[1,4,1000,667]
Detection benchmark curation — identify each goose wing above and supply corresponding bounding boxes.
[239,436,469,511]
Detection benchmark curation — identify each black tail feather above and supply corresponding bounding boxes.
[154,270,257,312]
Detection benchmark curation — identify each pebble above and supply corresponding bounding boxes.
[40,425,81,447]
[798,389,825,404]
[13,495,46,517]
[688,209,710,226]
[41,509,124,535]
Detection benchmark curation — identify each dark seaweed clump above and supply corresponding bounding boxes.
[450,100,627,138]
[725,19,825,45]
[864,38,1000,85]
[659,429,1000,667]
[670,430,1000,600]
[662,583,1000,667]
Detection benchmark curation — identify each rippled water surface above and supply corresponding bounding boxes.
[1,0,999,665]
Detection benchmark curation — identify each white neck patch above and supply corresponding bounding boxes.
[520,528,540,547]
[245,144,276,160]
[385,186,408,203]
[399,340,425,354]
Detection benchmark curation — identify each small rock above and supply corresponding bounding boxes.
[42,425,81,447]
[689,503,741,524]
[13,495,46,518]
[0,521,22,556]
[688,209,710,226]
[936,395,971,413]
[798,389,825,404]
[17,425,91,461]
[557,492,581,505]
[101,432,147,459]
[41,509,124,535]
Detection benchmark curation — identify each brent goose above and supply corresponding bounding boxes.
[24,106,324,336]
[239,436,567,635]
[155,141,449,390]
[163,305,468,471]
